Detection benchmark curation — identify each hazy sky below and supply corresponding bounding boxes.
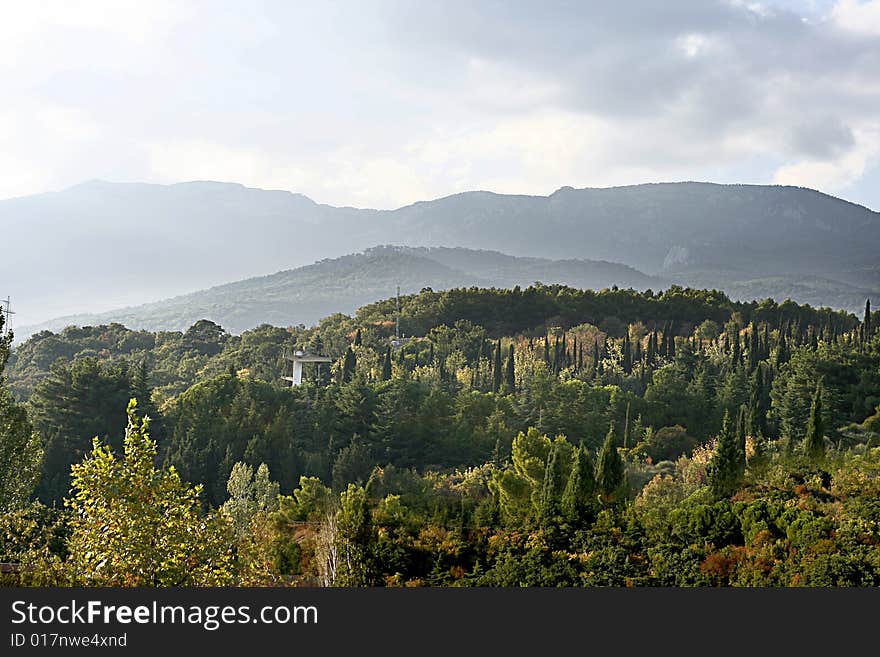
[2,0,879,210]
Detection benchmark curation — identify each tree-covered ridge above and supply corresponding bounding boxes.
[1,286,878,587]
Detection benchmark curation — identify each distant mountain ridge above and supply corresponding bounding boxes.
[16,246,664,338]
[2,180,877,328]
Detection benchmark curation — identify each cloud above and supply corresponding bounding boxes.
[1,0,879,208]
[832,0,880,34]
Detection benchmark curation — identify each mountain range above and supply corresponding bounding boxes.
[15,246,662,337]
[3,179,877,336]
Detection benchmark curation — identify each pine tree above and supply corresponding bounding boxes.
[803,380,826,459]
[595,422,625,505]
[561,443,595,524]
[504,344,516,394]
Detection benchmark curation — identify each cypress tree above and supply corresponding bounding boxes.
[504,344,516,393]
[561,443,595,524]
[539,442,563,526]
[803,380,826,459]
[707,410,740,499]
[865,299,872,342]
[493,340,503,393]
[748,323,759,371]
[592,340,600,373]
[667,325,676,359]
[735,405,747,475]
[775,331,788,369]
[543,336,550,364]
[622,331,632,374]
[595,422,626,505]
[381,346,392,381]
[622,401,631,449]
[341,347,357,383]
[353,328,362,346]
[747,364,767,438]
[731,329,741,367]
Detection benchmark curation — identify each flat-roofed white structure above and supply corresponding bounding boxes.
[283,350,333,386]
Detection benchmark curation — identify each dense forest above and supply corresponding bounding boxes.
[1,283,879,586]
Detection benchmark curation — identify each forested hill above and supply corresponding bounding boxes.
[4,180,878,327]
[10,283,862,403]
[16,246,660,339]
[4,282,879,587]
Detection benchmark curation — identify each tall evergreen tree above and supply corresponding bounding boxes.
[538,442,562,526]
[622,331,632,374]
[803,380,826,459]
[341,347,357,383]
[747,364,768,438]
[493,340,503,393]
[735,405,747,474]
[381,346,393,381]
[865,298,872,342]
[595,422,625,505]
[504,344,516,394]
[775,330,788,369]
[561,443,595,524]
[707,410,742,499]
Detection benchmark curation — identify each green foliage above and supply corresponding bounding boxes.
[4,285,877,588]
[65,400,234,585]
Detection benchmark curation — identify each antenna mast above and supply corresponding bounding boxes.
[1,296,14,335]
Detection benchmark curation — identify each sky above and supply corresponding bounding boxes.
[1,0,879,211]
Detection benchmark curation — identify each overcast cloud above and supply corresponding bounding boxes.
[1,0,879,209]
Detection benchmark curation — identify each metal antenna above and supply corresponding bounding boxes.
[1,297,14,335]
[396,285,401,340]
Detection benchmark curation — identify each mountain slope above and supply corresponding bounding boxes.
[2,180,877,327]
[15,246,662,337]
